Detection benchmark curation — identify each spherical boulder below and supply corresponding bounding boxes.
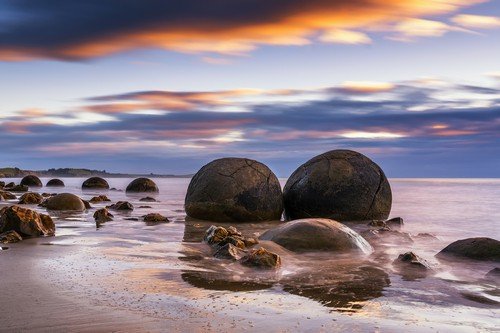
[46,178,65,187]
[82,177,109,190]
[260,218,373,253]
[283,150,392,221]
[45,193,86,211]
[185,158,283,222]
[20,175,42,187]
[126,178,159,193]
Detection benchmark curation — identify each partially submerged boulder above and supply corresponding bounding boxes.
[107,201,134,211]
[140,197,157,202]
[46,179,65,187]
[89,195,111,203]
[0,206,55,237]
[82,177,109,190]
[94,208,114,223]
[240,247,281,269]
[20,175,42,187]
[394,252,430,269]
[126,178,159,193]
[260,218,373,253]
[214,243,246,260]
[143,213,169,223]
[0,230,23,243]
[283,150,392,221]
[46,193,86,211]
[185,158,283,222]
[437,238,500,262]
[18,192,44,205]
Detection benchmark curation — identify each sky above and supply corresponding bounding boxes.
[0,0,499,177]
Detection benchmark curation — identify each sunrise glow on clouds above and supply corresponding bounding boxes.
[0,0,499,176]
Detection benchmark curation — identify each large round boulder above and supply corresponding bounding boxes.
[437,238,500,262]
[20,175,42,187]
[283,150,392,221]
[45,193,86,211]
[185,158,283,222]
[260,218,373,253]
[126,178,159,193]
[46,178,65,187]
[82,177,109,190]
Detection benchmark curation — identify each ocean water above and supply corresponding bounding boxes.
[1,177,499,331]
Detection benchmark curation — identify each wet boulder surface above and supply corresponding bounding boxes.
[0,230,23,243]
[46,178,65,187]
[20,175,43,187]
[283,150,392,221]
[437,237,500,262]
[126,178,159,193]
[185,158,283,222]
[82,177,109,190]
[18,192,44,205]
[260,218,373,253]
[0,205,55,237]
[45,193,86,211]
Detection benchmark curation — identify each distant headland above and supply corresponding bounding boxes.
[0,167,192,178]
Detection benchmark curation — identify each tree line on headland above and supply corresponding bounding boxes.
[0,167,192,178]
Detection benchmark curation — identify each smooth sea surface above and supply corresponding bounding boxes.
[1,177,499,332]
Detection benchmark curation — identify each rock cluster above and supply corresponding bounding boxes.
[107,201,134,211]
[203,225,279,268]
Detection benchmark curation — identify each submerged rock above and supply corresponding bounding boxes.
[437,237,500,262]
[0,191,16,200]
[361,227,413,245]
[46,178,65,187]
[82,177,109,190]
[46,193,86,211]
[20,175,42,187]
[107,201,134,211]
[0,206,55,237]
[485,268,500,281]
[0,230,23,243]
[260,218,373,253]
[94,208,114,223]
[283,149,392,221]
[140,197,157,202]
[185,158,283,222]
[6,184,28,192]
[240,247,281,269]
[143,213,169,223]
[18,192,44,205]
[394,252,430,269]
[214,243,246,260]
[386,217,404,228]
[126,178,159,193]
[89,195,111,203]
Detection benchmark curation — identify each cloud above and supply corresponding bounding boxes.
[452,14,500,29]
[388,18,468,41]
[319,30,372,44]
[0,0,486,61]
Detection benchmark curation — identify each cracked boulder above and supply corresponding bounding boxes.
[18,192,44,205]
[185,158,283,222]
[283,149,392,221]
[0,205,55,237]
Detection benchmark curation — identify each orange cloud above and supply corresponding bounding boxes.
[0,0,486,61]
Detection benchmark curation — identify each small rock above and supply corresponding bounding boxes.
[386,217,404,228]
[0,206,55,237]
[139,205,152,209]
[143,213,169,223]
[89,195,111,203]
[368,220,387,228]
[485,268,500,281]
[41,193,57,198]
[6,182,15,188]
[18,192,44,205]
[227,226,242,238]
[414,233,439,240]
[203,225,229,246]
[394,252,431,269]
[214,243,246,260]
[240,247,281,269]
[83,200,92,209]
[219,236,246,249]
[124,217,139,221]
[0,191,17,200]
[243,237,259,247]
[94,208,114,223]
[107,201,134,211]
[0,230,23,243]
[139,197,157,202]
